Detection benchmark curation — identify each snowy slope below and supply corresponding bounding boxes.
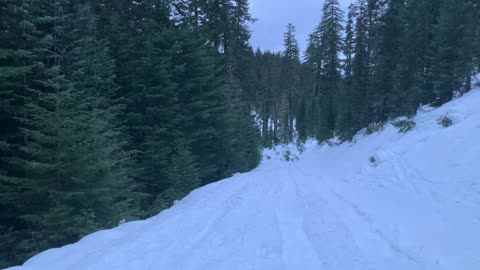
[9,88,480,270]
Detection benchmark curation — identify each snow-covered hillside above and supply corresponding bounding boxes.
[9,88,480,270]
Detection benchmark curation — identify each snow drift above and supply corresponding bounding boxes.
[9,88,480,270]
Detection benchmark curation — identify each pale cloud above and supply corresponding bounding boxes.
[249,0,352,53]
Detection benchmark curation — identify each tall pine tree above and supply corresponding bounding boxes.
[317,0,344,141]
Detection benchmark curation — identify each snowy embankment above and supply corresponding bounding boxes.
[9,88,480,270]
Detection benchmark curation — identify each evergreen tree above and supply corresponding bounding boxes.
[0,0,38,266]
[4,0,74,259]
[129,17,180,214]
[252,50,283,146]
[350,0,370,131]
[173,30,237,182]
[429,0,475,105]
[335,3,358,140]
[62,3,143,227]
[2,2,143,264]
[475,2,480,73]
[155,143,201,210]
[303,25,323,140]
[368,0,403,121]
[280,23,300,142]
[317,0,344,141]
[390,0,436,117]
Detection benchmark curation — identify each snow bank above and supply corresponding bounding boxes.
[9,88,480,270]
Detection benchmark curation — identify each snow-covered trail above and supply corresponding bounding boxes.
[9,89,480,270]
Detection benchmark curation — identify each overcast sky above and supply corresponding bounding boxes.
[249,0,352,53]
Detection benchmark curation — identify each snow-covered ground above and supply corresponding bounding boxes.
[9,88,480,270]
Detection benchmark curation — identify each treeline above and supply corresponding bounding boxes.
[0,0,261,267]
[247,0,480,145]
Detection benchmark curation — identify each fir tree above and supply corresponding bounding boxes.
[303,25,323,140]
[132,19,180,214]
[62,3,143,228]
[368,0,403,121]
[0,0,38,266]
[390,0,435,117]
[280,23,300,142]
[335,3,358,140]
[317,0,344,141]
[429,0,474,105]
[155,143,200,210]
[350,0,370,131]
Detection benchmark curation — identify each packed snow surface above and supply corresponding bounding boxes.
[10,88,480,270]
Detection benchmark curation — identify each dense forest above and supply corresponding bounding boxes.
[0,0,261,266]
[250,0,480,145]
[1,0,479,267]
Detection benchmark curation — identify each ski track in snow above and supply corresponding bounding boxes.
[8,88,480,270]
